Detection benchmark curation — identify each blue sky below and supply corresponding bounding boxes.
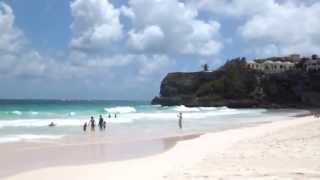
[0,0,320,100]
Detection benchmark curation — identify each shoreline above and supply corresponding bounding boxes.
[0,132,201,178]
[0,113,280,178]
[3,115,319,180]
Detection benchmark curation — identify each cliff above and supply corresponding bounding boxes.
[151,58,320,108]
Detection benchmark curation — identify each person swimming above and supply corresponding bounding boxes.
[48,122,56,127]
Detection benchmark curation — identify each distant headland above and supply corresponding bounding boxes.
[152,54,320,108]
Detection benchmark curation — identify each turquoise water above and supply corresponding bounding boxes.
[0,100,147,119]
[0,100,305,143]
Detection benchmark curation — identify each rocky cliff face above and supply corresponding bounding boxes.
[151,59,320,108]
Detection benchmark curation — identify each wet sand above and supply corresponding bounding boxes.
[0,133,200,178]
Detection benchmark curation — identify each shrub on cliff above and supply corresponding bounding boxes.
[153,54,320,107]
[194,58,259,100]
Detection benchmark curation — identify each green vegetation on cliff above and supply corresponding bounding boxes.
[152,58,320,108]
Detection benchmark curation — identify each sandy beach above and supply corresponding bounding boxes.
[3,116,320,180]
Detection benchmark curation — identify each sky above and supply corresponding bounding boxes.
[0,0,320,100]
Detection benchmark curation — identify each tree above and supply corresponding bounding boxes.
[202,64,209,72]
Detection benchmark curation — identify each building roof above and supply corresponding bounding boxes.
[264,60,273,64]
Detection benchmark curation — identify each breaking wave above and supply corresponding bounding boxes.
[104,106,137,113]
[11,111,22,115]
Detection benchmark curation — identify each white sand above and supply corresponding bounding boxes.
[4,116,320,180]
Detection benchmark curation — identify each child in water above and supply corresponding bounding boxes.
[83,122,87,132]
[103,121,106,130]
[177,112,183,129]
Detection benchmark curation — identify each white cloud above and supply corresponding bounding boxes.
[126,0,223,56]
[70,0,123,50]
[120,6,135,20]
[239,1,320,56]
[127,25,165,51]
[0,2,25,53]
[0,2,66,80]
[192,0,320,56]
[11,51,48,78]
[191,0,275,17]
[138,54,171,77]
[69,51,135,69]
[0,1,176,99]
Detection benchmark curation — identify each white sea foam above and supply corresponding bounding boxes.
[12,111,22,115]
[105,118,133,123]
[127,107,265,121]
[0,134,64,143]
[0,117,134,127]
[0,119,84,127]
[199,107,217,111]
[0,107,267,128]
[174,105,200,112]
[69,112,76,116]
[152,104,161,107]
[30,111,39,115]
[104,106,137,113]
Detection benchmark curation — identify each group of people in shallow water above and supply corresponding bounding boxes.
[49,112,184,130]
[83,114,118,132]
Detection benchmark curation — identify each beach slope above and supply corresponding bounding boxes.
[5,116,320,180]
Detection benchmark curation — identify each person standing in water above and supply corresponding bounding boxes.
[89,116,96,131]
[177,112,183,129]
[98,115,104,131]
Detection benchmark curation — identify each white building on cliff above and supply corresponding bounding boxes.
[247,54,320,73]
[304,59,320,72]
[247,60,295,73]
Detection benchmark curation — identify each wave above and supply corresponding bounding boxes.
[104,106,137,113]
[30,111,39,115]
[199,107,217,111]
[0,119,84,127]
[11,111,22,115]
[0,134,64,143]
[0,117,134,128]
[0,107,266,127]
[105,118,133,123]
[172,106,231,112]
[173,105,201,112]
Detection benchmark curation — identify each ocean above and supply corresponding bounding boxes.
[0,99,307,143]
